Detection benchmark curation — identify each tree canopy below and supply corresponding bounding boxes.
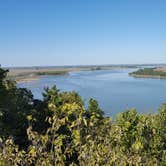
[0,67,166,165]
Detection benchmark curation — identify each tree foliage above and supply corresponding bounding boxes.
[0,68,166,165]
[130,68,166,77]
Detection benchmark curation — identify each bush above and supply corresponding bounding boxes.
[0,67,166,165]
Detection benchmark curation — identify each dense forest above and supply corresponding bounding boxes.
[0,67,166,165]
[130,68,166,77]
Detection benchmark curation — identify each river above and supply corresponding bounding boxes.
[18,68,166,116]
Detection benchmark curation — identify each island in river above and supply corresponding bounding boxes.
[129,67,166,79]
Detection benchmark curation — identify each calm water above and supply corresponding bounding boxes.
[18,69,166,116]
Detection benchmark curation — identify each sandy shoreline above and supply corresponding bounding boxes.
[16,77,40,83]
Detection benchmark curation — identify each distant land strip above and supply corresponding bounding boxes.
[7,65,138,83]
[8,69,69,83]
[7,65,166,83]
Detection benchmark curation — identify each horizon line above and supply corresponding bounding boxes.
[2,63,166,69]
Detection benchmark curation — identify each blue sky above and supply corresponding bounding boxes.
[0,0,166,67]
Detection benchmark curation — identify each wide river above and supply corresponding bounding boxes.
[18,68,166,116]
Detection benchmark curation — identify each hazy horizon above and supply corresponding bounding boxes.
[2,63,166,68]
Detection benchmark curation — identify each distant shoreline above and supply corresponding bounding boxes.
[7,65,138,83]
[9,65,166,83]
[9,70,69,83]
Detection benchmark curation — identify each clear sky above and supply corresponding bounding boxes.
[0,0,166,67]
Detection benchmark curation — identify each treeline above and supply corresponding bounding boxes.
[130,68,166,77]
[0,67,166,165]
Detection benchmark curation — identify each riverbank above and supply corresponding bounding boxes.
[129,73,166,79]
[129,67,166,79]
